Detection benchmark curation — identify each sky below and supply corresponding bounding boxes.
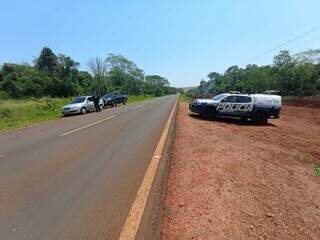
[1,0,320,87]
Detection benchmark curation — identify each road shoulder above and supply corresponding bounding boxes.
[119,97,177,240]
[162,102,320,240]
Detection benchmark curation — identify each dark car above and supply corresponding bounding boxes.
[102,92,128,107]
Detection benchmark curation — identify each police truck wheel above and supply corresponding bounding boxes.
[240,117,248,122]
[80,107,87,115]
[253,112,267,124]
[201,108,215,120]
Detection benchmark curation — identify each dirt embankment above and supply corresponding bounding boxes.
[163,100,320,240]
[284,96,320,109]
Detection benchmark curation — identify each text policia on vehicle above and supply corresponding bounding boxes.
[189,92,282,124]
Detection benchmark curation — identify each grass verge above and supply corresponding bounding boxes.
[0,95,156,132]
[0,98,72,132]
[127,95,155,104]
[179,93,191,103]
[315,165,320,176]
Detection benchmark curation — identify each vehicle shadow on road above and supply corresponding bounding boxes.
[188,114,277,127]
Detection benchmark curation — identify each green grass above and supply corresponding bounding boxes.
[282,96,299,101]
[0,98,72,132]
[178,93,191,102]
[0,95,156,132]
[315,165,320,176]
[127,95,155,104]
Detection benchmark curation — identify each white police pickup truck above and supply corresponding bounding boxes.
[189,93,281,124]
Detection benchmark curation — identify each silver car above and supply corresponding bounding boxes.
[62,96,103,115]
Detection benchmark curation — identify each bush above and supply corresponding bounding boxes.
[39,99,57,111]
[0,91,10,100]
[0,107,14,120]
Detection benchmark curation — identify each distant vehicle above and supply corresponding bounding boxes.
[102,92,128,107]
[264,90,281,95]
[62,96,103,116]
[228,91,241,94]
[189,93,282,124]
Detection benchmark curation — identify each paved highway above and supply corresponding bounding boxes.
[0,95,176,240]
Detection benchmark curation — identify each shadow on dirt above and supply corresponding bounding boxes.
[188,113,277,127]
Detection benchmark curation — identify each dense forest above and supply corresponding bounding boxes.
[0,47,177,99]
[190,49,320,96]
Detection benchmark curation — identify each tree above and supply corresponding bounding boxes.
[57,54,79,79]
[207,72,220,81]
[273,50,293,67]
[0,47,176,99]
[35,47,58,74]
[293,49,320,64]
[106,54,144,95]
[86,57,108,96]
[0,63,44,98]
[87,57,107,78]
[77,71,93,94]
[273,51,296,95]
[194,49,320,97]
[144,75,169,96]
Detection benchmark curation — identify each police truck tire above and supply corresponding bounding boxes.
[253,112,267,124]
[201,108,215,120]
[80,107,87,115]
[240,117,248,122]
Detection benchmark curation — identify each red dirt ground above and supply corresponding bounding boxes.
[163,100,320,240]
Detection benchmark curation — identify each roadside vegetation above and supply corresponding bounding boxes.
[0,98,71,131]
[315,165,320,177]
[0,95,156,132]
[127,95,155,104]
[0,47,177,132]
[188,49,320,97]
[0,47,177,99]
[178,93,191,102]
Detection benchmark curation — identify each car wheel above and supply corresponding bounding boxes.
[253,112,267,124]
[240,117,248,122]
[80,107,87,115]
[201,107,215,120]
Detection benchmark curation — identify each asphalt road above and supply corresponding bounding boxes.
[0,95,176,240]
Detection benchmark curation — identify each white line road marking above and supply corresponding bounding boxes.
[132,105,144,110]
[119,99,177,240]
[59,115,116,137]
[0,154,6,159]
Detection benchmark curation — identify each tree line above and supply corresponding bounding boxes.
[0,47,177,99]
[190,49,320,96]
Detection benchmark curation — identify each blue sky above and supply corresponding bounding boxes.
[1,0,319,87]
